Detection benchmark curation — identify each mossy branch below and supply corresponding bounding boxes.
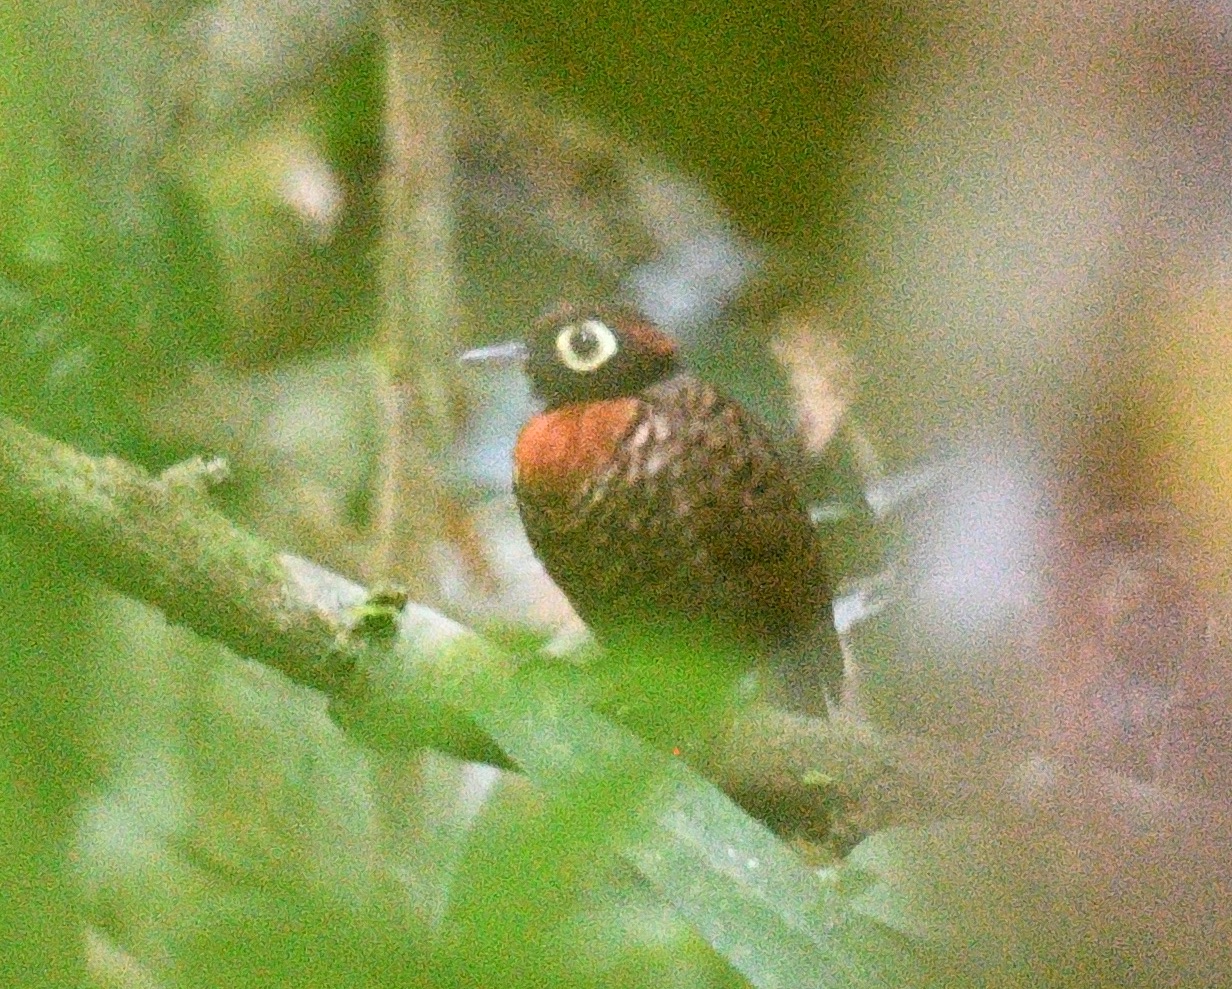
[0,415,340,693]
[0,410,909,831]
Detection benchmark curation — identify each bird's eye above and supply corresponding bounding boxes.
[555,319,618,373]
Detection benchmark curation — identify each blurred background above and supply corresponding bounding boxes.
[3,0,1232,985]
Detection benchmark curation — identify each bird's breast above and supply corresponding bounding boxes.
[513,397,642,500]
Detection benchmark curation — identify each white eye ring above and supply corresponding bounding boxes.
[554,319,618,373]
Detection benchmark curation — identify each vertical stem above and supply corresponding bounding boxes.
[370,4,459,601]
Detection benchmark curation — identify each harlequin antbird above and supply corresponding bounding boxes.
[463,303,843,702]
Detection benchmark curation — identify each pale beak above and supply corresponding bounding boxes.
[459,340,528,365]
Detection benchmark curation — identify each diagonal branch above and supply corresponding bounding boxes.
[0,413,355,693]
[0,410,899,832]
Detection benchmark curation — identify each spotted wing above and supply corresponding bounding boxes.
[645,378,833,649]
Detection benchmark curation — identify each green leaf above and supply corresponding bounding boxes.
[467,667,943,989]
[343,617,959,986]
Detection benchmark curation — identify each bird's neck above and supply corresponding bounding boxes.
[513,397,641,497]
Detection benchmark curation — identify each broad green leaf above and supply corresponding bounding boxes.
[359,639,950,989]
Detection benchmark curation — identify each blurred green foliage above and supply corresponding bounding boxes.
[0,4,225,460]
[0,3,902,985]
[1,0,1221,987]
[463,0,905,256]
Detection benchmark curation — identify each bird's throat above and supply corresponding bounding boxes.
[514,398,641,497]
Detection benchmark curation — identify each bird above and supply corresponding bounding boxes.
[463,303,843,709]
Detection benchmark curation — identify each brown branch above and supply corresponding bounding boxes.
[0,415,349,694]
[5,408,1209,851]
[0,409,954,837]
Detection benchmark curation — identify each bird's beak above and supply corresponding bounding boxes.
[459,340,528,365]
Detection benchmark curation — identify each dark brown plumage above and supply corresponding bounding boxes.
[478,303,840,694]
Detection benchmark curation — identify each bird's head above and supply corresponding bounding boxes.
[462,303,681,408]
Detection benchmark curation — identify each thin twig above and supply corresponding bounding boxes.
[369,6,460,597]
